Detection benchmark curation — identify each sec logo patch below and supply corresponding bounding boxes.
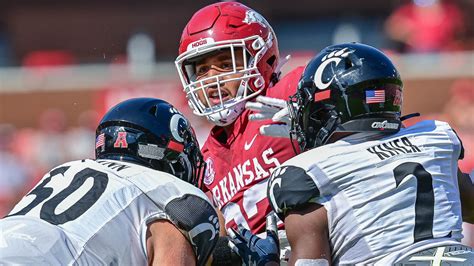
[203,158,215,186]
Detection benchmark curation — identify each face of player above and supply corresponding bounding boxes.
[194,49,245,107]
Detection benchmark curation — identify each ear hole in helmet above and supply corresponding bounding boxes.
[148,105,158,116]
[302,103,334,148]
[266,55,276,67]
[171,154,192,183]
[344,57,353,69]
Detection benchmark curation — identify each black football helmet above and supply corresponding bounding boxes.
[289,43,403,151]
[95,97,205,186]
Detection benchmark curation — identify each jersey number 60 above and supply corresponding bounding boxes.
[7,166,108,225]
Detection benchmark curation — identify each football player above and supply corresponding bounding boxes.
[264,43,474,265]
[0,98,219,265]
[175,1,305,264]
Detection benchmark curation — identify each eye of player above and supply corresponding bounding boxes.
[194,50,244,80]
[195,64,211,77]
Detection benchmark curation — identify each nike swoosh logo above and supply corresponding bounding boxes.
[244,134,258,150]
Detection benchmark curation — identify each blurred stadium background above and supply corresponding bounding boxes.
[0,0,472,245]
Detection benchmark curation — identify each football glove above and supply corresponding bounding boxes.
[227,214,280,266]
[246,96,292,138]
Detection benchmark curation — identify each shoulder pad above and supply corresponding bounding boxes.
[165,194,219,266]
[267,165,320,220]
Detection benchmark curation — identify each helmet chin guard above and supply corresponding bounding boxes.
[206,100,246,126]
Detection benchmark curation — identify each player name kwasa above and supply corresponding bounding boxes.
[366,136,422,160]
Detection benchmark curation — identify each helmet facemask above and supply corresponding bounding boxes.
[175,35,273,126]
[289,87,340,151]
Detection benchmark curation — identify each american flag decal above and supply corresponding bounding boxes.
[96,133,105,149]
[365,90,385,104]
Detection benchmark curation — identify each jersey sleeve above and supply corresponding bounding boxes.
[266,165,321,220]
[164,194,219,266]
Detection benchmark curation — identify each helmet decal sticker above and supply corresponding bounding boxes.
[170,113,188,143]
[371,120,399,130]
[95,133,105,151]
[243,10,268,28]
[113,132,128,148]
[187,37,215,52]
[168,140,184,152]
[138,143,165,160]
[394,89,403,106]
[315,90,331,102]
[365,90,386,104]
[313,48,354,90]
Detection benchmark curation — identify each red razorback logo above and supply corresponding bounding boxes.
[114,132,128,148]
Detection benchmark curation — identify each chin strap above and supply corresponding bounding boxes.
[400,112,420,121]
[315,109,340,147]
[270,54,291,86]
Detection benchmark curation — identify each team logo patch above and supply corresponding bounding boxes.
[203,158,215,186]
[114,132,128,148]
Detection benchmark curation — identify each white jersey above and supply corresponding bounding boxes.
[0,159,219,265]
[268,120,464,265]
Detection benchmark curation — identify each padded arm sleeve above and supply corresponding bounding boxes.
[165,194,220,266]
[267,165,321,220]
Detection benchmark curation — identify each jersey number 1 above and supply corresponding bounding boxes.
[7,166,108,225]
[393,162,434,242]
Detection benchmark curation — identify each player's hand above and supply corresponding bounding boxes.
[227,214,280,266]
[246,96,292,138]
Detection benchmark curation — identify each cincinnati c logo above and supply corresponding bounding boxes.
[268,166,288,214]
[313,48,354,90]
[170,113,188,143]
